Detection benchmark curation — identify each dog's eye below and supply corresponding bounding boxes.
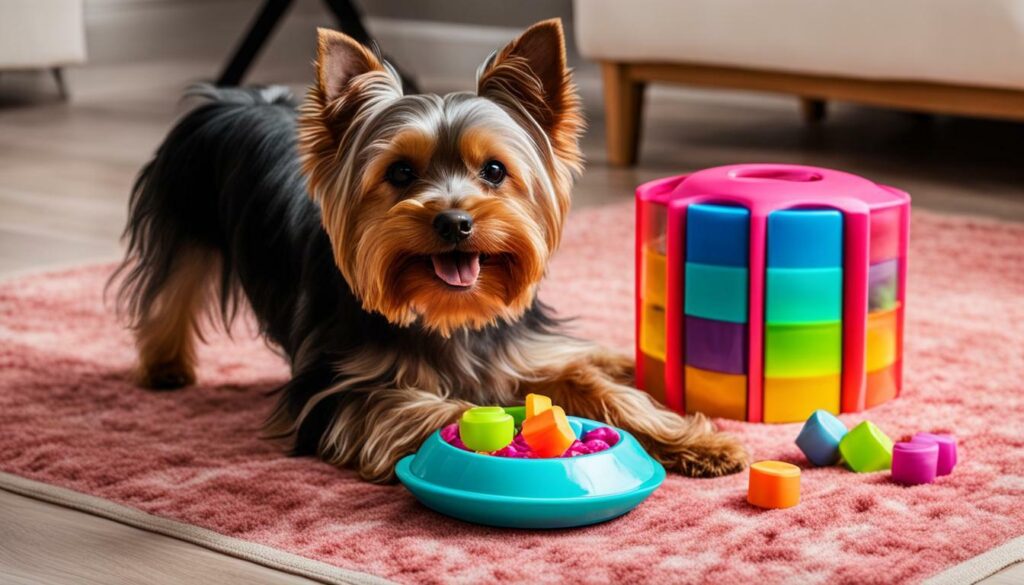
[480,160,506,186]
[385,161,416,188]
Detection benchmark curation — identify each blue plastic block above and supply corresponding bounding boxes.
[768,209,843,268]
[795,409,849,466]
[686,204,750,267]
[684,262,748,323]
[766,267,843,323]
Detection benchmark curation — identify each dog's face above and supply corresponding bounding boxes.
[299,20,583,336]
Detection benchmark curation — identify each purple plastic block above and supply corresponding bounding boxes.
[868,259,899,311]
[891,441,939,485]
[684,315,747,374]
[912,433,958,476]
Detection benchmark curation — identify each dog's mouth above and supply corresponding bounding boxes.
[430,251,482,288]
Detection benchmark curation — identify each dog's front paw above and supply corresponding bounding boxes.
[647,420,749,478]
[138,361,195,390]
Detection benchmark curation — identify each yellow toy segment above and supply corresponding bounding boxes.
[642,246,667,306]
[763,374,840,423]
[866,305,899,372]
[524,393,552,419]
[639,303,666,361]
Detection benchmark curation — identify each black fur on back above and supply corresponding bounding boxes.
[114,84,560,456]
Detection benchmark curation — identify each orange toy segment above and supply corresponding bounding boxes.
[521,406,576,458]
[524,393,552,419]
[747,460,801,509]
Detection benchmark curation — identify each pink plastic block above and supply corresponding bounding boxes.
[636,164,910,422]
[912,433,958,476]
[892,441,939,485]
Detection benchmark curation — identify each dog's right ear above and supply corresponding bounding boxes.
[301,29,401,199]
[314,28,399,103]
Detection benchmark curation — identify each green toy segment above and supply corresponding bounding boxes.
[838,421,894,472]
[684,263,748,323]
[765,267,843,323]
[502,405,527,427]
[459,406,514,452]
[764,321,842,377]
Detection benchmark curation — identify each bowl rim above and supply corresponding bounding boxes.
[395,455,666,505]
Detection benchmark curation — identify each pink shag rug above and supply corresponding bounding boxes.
[1,203,1023,584]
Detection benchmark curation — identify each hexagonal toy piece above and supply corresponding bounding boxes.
[891,441,939,485]
[795,409,848,466]
[838,421,894,472]
[521,406,576,458]
[747,460,801,509]
[911,433,958,476]
[458,406,514,452]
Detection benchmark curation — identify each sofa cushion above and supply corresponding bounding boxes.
[574,0,1024,91]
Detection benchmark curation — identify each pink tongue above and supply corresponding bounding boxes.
[431,253,481,287]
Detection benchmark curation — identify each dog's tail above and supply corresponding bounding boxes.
[109,83,296,339]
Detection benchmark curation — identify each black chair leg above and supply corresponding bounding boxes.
[217,0,294,87]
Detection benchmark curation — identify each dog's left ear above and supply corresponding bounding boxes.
[478,19,583,167]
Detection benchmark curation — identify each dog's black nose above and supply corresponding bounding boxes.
[432,210,473,243]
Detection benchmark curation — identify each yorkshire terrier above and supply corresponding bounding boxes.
[114,19,747,482]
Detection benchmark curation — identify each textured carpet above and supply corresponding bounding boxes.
[1,204,1023,584]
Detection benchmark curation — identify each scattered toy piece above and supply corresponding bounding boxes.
[503,405,526,427]
[911,433,957,476]
[891,441,939,485]
[795,409,848,466]
[838,421,894,472]
[747,460,801,509]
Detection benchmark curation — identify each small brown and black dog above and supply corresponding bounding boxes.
[114,19,746,482]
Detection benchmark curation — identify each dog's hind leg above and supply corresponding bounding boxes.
[131,246,218,390]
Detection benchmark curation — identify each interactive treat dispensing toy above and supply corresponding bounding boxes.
[636,164,910,423]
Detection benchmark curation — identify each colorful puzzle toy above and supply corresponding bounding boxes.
[636,164,910,423]
[396,394,666,528]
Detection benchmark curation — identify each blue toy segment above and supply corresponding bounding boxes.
[684,263,748,323]
[765,267,843,323]
[686,204,750,267]
[767,209,843,268]
[795,409,849,466]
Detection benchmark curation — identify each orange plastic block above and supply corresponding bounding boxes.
[521,406,576,458]
[524,393,552,419]
[747,461,801,509]
[866,306,899,372]
[684,366,746,420]
[866,363,899,408]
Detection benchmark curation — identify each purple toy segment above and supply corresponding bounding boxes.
[912,433,958,476]
[868,259,899,311]
[684,315,747,374]
[892,441,939,485]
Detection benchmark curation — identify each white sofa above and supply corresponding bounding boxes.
[0,0,87,98]
[574,0,1024,165]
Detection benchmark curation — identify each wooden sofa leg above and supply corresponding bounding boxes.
[602,62,646,167]
[800,97,827,124]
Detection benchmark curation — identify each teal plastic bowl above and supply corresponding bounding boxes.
[396,417,665,529]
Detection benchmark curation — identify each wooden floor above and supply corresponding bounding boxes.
[2,34,1023,585]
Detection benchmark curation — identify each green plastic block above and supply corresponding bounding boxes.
[764,321,842,378]
[838,421,894,472]
[458,406,514,452]
[503,405,526,427]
